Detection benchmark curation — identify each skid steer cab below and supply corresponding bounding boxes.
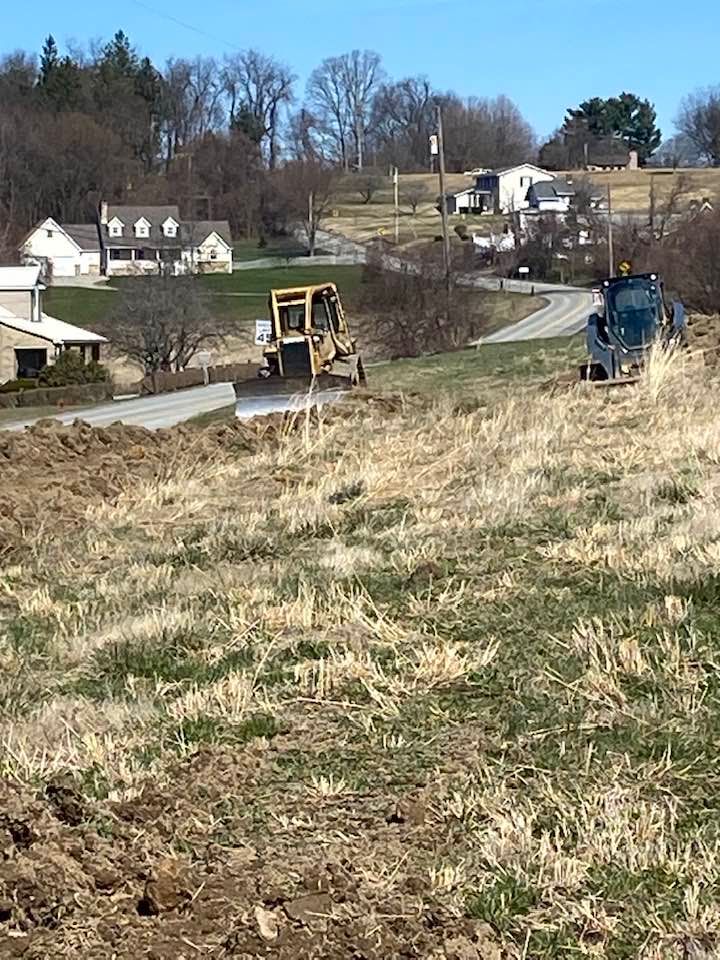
[581,272,686,383]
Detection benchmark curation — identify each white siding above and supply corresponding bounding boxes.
[497,166,554,214]
[21,219,101,277]
[22,220,80,276]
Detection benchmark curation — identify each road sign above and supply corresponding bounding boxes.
[255,319,272,346]
[429,134,439,156]
[518,266,530,275]
[618,260,632,276]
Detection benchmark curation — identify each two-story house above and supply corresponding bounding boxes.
[20,204,234,280]
[444,164,555,216]
[99,204,233,277]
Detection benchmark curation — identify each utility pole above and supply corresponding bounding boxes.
[393,167,400,245]
[436,105,452,294]
[607,182,614,277]
[308,191,315,257]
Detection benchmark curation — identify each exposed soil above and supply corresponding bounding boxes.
[0,760,501,959]
[0,415,284,564]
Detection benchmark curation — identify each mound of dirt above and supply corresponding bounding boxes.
[687,313,720,366]
[0,415,285,563]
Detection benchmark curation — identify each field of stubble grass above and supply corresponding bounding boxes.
[2,343,720,958]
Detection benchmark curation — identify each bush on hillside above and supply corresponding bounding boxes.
[38,350,109,387]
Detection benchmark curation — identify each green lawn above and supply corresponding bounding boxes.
[43,266,364,333]
[44,288,117,331]
[369,335,585,397]
[232,237,328,261]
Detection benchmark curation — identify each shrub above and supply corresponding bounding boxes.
[454,224,469,240]
[38,350,109,387]
[0,378,38,393]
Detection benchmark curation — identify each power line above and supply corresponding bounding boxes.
[129,0,243,52]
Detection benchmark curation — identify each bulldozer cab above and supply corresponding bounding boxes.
[263,283,362,383]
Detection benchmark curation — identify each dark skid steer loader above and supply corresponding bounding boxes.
[234,282,366,416]
[580,272,687,385]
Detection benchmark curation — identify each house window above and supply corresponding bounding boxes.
[164,224,177,238]
[109,225,123,238]
[210,249,218,261]
[135,222,150,238]
[47,229,54,238]
[110,248,133,260]
[91,345,101,363]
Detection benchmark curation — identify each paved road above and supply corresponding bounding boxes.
[6,383,236,432]
[478,287,592,343]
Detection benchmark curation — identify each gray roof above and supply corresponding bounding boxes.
[531,181,568,199]
[181,221,233,248]
[101,206,232,250]
[102,205,181,248]
[63,223,101,251]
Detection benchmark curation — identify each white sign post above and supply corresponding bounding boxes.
[255,319,273,346]
[197,350,211,385]
[429,134,439,157]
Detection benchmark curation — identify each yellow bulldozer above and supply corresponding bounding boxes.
[233,282,366,408]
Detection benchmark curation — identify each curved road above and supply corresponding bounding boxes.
[477,285,592,343]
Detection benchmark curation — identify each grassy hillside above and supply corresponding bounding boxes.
[2,342,719,957]
[328,168,720,251]
[44,265,365,334]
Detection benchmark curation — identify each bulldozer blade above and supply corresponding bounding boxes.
[232,374,351,420]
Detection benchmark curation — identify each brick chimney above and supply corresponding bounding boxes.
[100,201,109,225]
[627,150,639,171]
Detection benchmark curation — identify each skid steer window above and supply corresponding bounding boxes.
[608,281,662,348]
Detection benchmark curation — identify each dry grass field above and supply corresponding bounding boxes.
[3,340,720,957]
[329,168,720,251]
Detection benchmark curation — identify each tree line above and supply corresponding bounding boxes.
[0,31,536,256]
[2,29,720,260]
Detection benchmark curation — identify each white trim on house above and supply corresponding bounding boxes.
[134,217,151,238]
[162,217,179,238]
[108,217,125,238]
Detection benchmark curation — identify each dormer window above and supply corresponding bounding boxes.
[108,217,124,238]
[134,217,151,239]
[162,217,179,239]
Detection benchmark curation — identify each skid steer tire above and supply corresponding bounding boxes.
[579,362,608,382]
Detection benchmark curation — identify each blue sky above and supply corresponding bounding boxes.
[4,0,718,141]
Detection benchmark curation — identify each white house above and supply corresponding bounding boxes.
[0,265,107,382]
[20,219,101,278]
[475,164,555,214]
[99,204,233,277]
[20,204,234,280]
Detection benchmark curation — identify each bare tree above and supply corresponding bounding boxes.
[357,172,384,204]
[306,56,353,168]
[371,76,435,170]
[222,50,295,168]
[276,160,340,255]
[340,50,384,171]
[110,274,228,374]
[160,57,224,168]
[402,182,431,215]
[359,247,484,358]
[650,173,692,240]
[676,87,720,167]
[441,94,536,171]
[306,50,384,171]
